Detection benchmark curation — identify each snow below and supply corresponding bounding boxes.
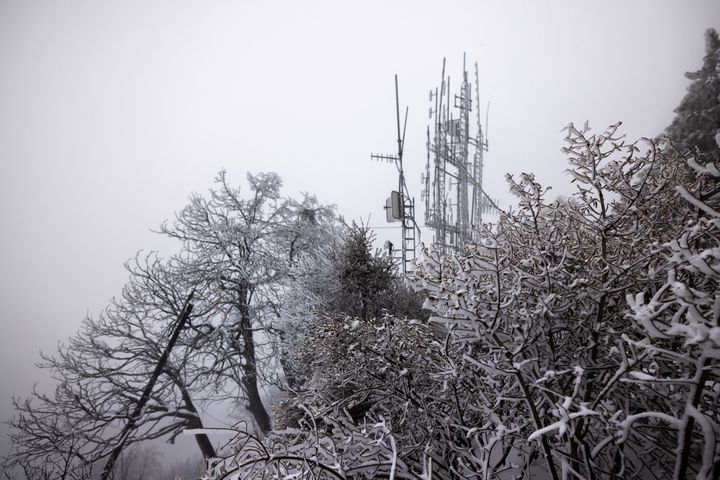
[626,292,669,339]
[615,412,681,444]
[676,185,720,217]
[528,404,599,442]
[686,404,717,480]
[628,371,656,381]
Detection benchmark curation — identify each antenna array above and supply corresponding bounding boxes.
[421,55,497,252]
[371,76,420,273]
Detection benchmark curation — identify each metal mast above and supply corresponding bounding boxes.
[422,55,496,252]
[371,75,420,273]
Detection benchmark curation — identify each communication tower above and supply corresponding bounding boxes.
[371,76,421,273]
[421,55,498,251]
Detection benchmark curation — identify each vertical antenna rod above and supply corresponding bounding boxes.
[424,55,497,252]
[371,76,420,273]
[395,75,403,160]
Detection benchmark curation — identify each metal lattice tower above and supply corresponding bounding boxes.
[371,75,421,273]
[421,55,497,252]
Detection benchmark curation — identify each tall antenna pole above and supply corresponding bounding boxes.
[471,60,487,230]
[371,76,420,273]
[424,55,497,252]
[395,75,403,160]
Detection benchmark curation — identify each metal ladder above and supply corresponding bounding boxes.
[401,199,417,273]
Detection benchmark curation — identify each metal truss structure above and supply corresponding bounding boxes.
[421,55,498,252]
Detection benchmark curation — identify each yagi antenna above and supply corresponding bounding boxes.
[370,75,421,274]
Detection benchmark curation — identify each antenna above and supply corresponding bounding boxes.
[370,75,421,274]
[423,55,498,253]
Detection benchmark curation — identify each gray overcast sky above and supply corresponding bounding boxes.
[1,0,718,461]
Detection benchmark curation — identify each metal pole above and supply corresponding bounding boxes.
[395,75,403,162]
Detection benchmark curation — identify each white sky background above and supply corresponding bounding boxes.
[1,0,718,463]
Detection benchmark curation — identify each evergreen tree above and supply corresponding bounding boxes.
[284,221,426,324]
[665,28,720,163]
[332,223,427,321]
[333,222,395,320]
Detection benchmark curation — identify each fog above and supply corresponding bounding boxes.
[1,0,717,468]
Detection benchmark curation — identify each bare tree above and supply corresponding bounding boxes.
[4,170,336,479]
[159,170,336,433]
[4,254,216,478]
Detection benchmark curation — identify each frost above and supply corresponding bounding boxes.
[528,404,599,442]
[676,185,720,217]
[686,404,717,480]
[616,412,682,444]
[626,292,669,338]
[627,371,656,381]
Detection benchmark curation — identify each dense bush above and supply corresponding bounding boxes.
[206,124,719,479]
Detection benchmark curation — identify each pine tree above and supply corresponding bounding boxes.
[333,222,395,320]
[665,28,720,163]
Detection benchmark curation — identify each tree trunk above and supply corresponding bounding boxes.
[235,286,272,434]
[278,346,298,390]
[101,298,194,480]
[176,380,217,459]
[240,314,272,433]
